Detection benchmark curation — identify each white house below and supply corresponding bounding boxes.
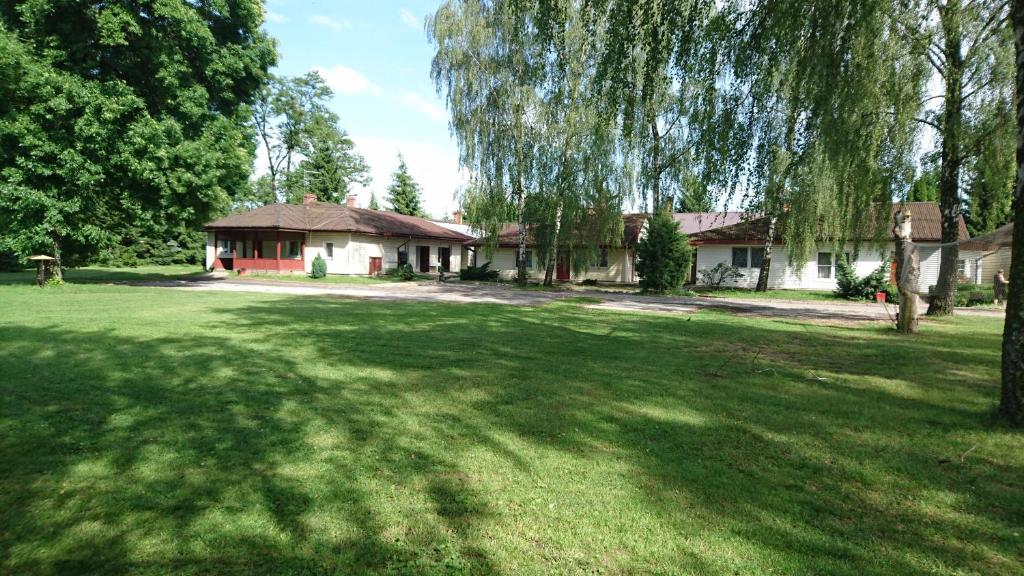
[690,202,977,292]
[962,222,1014,285]
[468,212,744,283]
[204,195,473,275]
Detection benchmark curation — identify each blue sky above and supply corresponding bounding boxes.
[261,1,463,218]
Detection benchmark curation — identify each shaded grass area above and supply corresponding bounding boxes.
[0,284,1021,575]
[0,265,204,286]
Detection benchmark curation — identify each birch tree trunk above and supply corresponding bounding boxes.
[516,173,528,285]
[894,211,920,334]
[999,0,1024,425]
[650,119,661,212]
[756,216,776,291]
[543,197,563,286]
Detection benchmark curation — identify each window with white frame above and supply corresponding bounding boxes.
[817,252,833,279]
[325,242,334,259]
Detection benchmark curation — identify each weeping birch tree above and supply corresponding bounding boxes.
[430,1,544,284]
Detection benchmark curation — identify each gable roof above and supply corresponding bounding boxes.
[467,211,744,247]
[691,202,968,245]
[206,202,473,242]
[962,222,1014,252]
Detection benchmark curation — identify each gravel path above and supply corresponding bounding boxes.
[142,277,1005,322]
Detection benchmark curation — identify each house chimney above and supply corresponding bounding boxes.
[453,210,463,224]
[346,194,358,208]
[302,193,317,205]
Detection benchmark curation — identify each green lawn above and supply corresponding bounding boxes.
[235,272,395,285]
[0,265,205,286]
[693,287,842,302]
[1,283,1021,575]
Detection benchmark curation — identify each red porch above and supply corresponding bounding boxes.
[211,230,306,273]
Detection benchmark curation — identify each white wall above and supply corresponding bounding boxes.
[205,232,216,270]
[695,243,891,290]
[305,233,463,275]
[474,247,634,282]
[693,241,965,291]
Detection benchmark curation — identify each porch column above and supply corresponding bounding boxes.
[276,231,281,270]
[253,231,259,259]
[213,231,220,270]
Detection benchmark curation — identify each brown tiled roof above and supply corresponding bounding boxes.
[467,212,743,247]
[962,222,1014,251]
[206,202,473,242]
[691,202,968,244]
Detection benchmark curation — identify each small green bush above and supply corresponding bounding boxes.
[388,263,416,281]
[835,258,890,300]
[698,263,744,288]
[581,278,599,286]
[311,254,327,279]
[929,283,994,307]
[459,261,499,281]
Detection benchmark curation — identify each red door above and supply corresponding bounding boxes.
[369,257,382,276]
[556,254,571,281]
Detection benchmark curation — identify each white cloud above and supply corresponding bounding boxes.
[400,8,420,30]
[313,65,383,97]
[264,10,287,24]
[398,92,447,121]
[348,136,469,218]
[309,15,350,32]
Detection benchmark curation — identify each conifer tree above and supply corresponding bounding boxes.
[368,192,380,210]
[636,209,692,293]
[387,154,424,216]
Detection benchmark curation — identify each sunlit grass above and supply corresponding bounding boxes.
[0,283,1020,575]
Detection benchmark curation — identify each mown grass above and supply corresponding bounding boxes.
[234,272,397,285]
[0,265,204,286]
[0,282,1021,575]
[693,287,841,302]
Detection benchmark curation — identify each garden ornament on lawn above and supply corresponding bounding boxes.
[892,210,920,334]
[28,255,56,287]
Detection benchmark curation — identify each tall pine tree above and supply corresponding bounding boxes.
[387,154,423,216]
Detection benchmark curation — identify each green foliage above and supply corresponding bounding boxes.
[368,192,380,210]
[388,263,416,281]
[835,258,891,300]
[928,283,995,307]
[254,72,371,205]
[636,210,691,293]
[459,261,499,281]
[387,155,424,216]
[311,254,327,279]
[0,2,274,267]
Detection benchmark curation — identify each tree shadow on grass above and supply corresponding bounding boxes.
[0,323,501,575]
[1,295,1020,575]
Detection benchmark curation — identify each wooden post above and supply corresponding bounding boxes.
[894,209,920,334]
[275,231,281,270]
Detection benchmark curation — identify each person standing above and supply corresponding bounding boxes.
[995,269,1010,305]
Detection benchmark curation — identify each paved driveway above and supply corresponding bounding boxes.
[144,277,1005,323]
